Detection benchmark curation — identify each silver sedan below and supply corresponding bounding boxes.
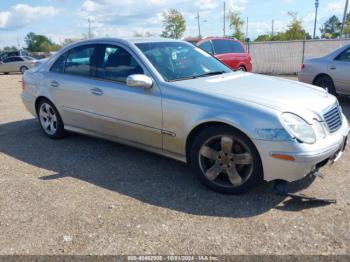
[298,44,350,96]
[21,38,349,194]
[0,56,38,74]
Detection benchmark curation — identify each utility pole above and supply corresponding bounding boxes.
[340,0,349,39]
[223,1,226,36]
[313,0,319,39]
[272,20,274,37]
[246,17,249,41]
[197,12,201,38]
[88,18,92,39]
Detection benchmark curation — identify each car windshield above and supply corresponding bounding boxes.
[136,42,231,81]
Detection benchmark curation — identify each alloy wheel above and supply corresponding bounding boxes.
[198,135,254,188]
[39,103,58,135]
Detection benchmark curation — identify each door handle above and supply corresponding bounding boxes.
[330,66,336,70]
[50,81,59,88]
[91,87,103,96]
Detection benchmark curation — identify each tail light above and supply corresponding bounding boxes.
[301,64,305,70]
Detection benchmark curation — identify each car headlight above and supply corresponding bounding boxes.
[281,113,316,144]
[313,120,326,139]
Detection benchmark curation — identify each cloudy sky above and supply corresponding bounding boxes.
[0,0,348,48]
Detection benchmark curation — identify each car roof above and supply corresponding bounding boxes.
[201,37,239,42]
[68,37,184,46]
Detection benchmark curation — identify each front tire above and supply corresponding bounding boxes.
[314,75,337,96]
[238,66,247,72]
[37,99,65,139]
[190,126,263,194]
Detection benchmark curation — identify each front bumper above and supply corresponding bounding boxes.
[254,115,349,182]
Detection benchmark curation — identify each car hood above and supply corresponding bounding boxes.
[170,72,337,121]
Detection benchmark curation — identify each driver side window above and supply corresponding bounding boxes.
[96,45,144,83]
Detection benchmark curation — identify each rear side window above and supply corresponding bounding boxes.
[3,57,13,63]
[51,53,67,73]
[65,46,95,77]
[198,41,214,55]
[212,39,245,54]
[335,48,350,62]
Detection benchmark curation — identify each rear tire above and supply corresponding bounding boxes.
[4,72,9,75]
[190,126,263,194]
[37,99,65,139]
[313,75,337,96]
[20,66,28,74]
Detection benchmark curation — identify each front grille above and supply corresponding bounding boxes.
[323,105,342,133]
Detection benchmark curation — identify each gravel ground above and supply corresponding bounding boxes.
[0,74,349,255]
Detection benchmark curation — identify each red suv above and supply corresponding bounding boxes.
[196,37,252,72]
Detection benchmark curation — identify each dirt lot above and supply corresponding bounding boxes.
[0,74,349,255]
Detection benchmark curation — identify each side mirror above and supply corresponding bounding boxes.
[126,74,153,89]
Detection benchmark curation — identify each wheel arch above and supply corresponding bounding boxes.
[185,121,259,163]
[35,96,52,115]
[312,73,333,85]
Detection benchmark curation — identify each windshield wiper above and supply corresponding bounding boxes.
[168,75,198,82]
[196,71,227,78]
[168,71,227,82]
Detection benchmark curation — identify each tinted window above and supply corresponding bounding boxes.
[198,41,214,55]
[3,57,13,63]
[12,57,24,62]
[336,48,350,62]
[65,46,95,77]
[136,42,231,81]
[212,39,245,54]
[51,53,67,73]
[96,45,143,83]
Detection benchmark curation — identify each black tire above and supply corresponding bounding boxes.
[313,75,337,96]
[238,66,247,72]
[20,66,28,74]
[190,126,263,194]
[4,72,9,75]
[37,98,65,139]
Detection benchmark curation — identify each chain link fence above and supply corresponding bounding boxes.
[246,39,350,75]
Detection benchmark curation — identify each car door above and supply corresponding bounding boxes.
[46,44,102,131]
[13,57,26,71]
[328,47,350,95]
[86,44,162,148]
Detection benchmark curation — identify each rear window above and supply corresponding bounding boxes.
[212,39,245,54]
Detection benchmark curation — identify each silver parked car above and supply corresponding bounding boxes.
[298,44,350,96]
[0,56,38,74]
[21,38,349,194]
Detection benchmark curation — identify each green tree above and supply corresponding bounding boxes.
[161,9,186,39]
[343,12,350,38]
[1,46,18,52]
[25,32,60,52]
[255,34,272,42]
[320,15,341,39]
[227,11,245,41]
[284,12,310,40]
